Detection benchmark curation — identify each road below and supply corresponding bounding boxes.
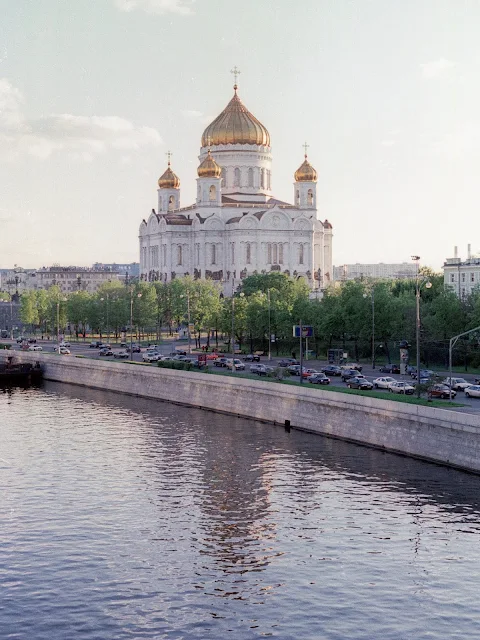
[7,338,480,413]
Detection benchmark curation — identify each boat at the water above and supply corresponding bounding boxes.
[0,357,43,383]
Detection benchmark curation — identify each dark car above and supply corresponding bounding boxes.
[214,357,229,367]
[279,358,298,367]
[288,364,302,375]
[428,384,457,399]
[411,368,435,380]
[341,369,362,382]
[244,354,260,362]
[347,376,373,390]
[99,348,113,357]
[126,345,141,353]
[321,365,342,376]
[308,373,331,385]
[378,363,400,374]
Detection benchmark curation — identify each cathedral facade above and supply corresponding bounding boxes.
[139,80,333,293]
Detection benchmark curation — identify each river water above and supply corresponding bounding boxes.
[1,382,480,639]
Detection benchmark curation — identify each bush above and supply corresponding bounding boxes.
[0,343,11,350]
[157,360,193,372]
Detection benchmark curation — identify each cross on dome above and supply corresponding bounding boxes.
[230,65,241,91]
[303,141,309,157]
[166,150,173,165]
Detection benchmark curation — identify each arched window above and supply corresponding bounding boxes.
[209,185,216,201]
[248,168,254,187]
[168,195,174,211]
[267,170,271,190]
[308,189,313,205]
[177,245,183,266]
[211,244,216,265]
[272,244,278,264]
[234,168,241,187]
[221,167,226,188]
[260,168,265,189]
[279,244,284,265]
[296,190,300,205]
[299,244,304,265]
[246,243,251,264]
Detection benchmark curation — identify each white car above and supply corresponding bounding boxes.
[465,385,480,398]
[226,358,245,371]
[443,377,471,391]
[59,347,71,355]
[373,376,396,389]
[114,350,129,359]
[143,352,160,362]
[388,381,415,394]
[28,345,43,351]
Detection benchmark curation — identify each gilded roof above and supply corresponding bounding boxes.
[197,149,222,178]
[294,155,317,183]
[158,163,180,189]
[201,87,270,147]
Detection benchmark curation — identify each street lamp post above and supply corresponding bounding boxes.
[268,289,271,361]
[412,256,432,398]
[230,291,244,371]
[130,288,142,360]
[363,286,375,369]
[186,292,191,354]
[448,325,480,402]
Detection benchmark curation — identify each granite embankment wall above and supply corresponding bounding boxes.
[10,352,480,474]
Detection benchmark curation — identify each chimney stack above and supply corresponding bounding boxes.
[468,244,471,259]
[454,246,458,259]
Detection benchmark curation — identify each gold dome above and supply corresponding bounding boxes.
[201,85,270,147]
[294,155,317,182]
[158,162,180,189]
[197,149,222,178]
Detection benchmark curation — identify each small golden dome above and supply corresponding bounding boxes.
[294,155,317,182]
[201,86,270,147]
[197,149,222,178]
[158,162,180,189]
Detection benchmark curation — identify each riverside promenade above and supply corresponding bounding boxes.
[9,351,480,475]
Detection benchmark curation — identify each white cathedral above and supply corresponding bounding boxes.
[139,77,333,293]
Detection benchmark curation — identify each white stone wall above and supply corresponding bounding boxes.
[13,352,480,475]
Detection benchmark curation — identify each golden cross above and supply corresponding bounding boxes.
[303,141,309,157]
[230,65,241,86]
[166,150,172,165]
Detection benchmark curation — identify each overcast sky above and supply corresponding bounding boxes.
[1,0,479,270]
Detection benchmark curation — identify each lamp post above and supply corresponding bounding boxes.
[268,289,271,361]
[363,286,375,369]
[448,326,480,402]
[100,294,110,343]
[231,291,244,370]
[412,256,432,398]
[56,297,67,352]
[130,288,142,360]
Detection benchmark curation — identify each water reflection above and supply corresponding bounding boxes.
[2,382,480,639]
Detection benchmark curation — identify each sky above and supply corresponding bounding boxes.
[1,0,480,271]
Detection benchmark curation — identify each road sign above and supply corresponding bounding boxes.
[293,325,313,338]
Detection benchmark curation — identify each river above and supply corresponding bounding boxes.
[1,381,480,639]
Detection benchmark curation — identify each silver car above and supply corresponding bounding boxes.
[373,376,396,389]
[465,385,480,398]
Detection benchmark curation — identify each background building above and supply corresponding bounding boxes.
[333,262,417,282]
[34,266,122,294]
[444,245,480,298]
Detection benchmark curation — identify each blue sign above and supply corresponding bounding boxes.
[293,325,314,338]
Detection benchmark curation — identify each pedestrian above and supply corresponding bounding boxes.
[292,351,296,360]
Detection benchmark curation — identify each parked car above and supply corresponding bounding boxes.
[465,385,480,398]
[321,365,342,376]
[389,381,415,395]
[206,352,219,360]
[226,358,245,371]
[244,353,260,362]
[214,357,229,367]
[28,345,43,351]
[442,377,471,391]
[114,350,129,359]
[279,358,298,367]
[428,384,456,399]
[143,352,160,362]
[58,347,71,355]
[308,373,331,385]
[28,338,37,344]
[341,369,363,382]
[378,363,400,374]
[301,368,320,379]
[343,362,363,372]
[346,377,373,390]
[16,337,27,343]
[288,364,302,375]
[175,349,187,356]
[373,376,396,389]
[411,369,435,380]
[125,345,141,353]
[99,348,114,357]
[251,364,273,376]
[89,341,101,348]
[60,341,71,348]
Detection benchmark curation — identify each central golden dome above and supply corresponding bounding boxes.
[201,86,270,147]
